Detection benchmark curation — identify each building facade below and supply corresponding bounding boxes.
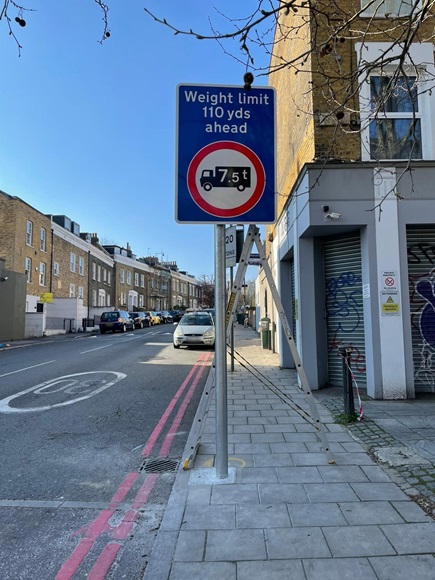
[257,1,435,399]
[0,192,201,339]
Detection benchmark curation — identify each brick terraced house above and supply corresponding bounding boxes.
[0,190,201,340]
[257,0,435,399]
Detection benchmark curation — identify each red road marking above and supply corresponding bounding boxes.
[159,353,211,457]
[109,472,139,508]
[56,513,113,580]
[141,353,206,457]
[87,543,122,580]
[131,473,159,509]
[56,474,138,580]
[111,474,159,540]
[57,354,211,579]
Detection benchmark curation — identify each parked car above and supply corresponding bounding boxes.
[144,311,160,325]
[202,308,216,320]
[142,312,153,326]
[171,310,185,323]
[160,310,173,323]
[173,311,215,349]
[128,311,150,329]
[99,310,135,334]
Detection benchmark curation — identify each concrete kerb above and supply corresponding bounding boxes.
[143,358,216,580]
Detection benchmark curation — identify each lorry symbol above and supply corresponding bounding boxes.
[200,166,251,192]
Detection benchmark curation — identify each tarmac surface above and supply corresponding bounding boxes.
[144,324,435,580]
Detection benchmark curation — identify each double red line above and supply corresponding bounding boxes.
[56,352,212,580]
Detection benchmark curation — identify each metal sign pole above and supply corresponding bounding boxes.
[215,224,228,478]
[230,266,235,372]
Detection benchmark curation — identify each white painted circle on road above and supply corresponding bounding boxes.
[0,371,126,413]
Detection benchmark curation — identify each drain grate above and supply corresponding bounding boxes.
[140,457,179,474]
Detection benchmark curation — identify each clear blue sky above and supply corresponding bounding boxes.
[0,1,271,279]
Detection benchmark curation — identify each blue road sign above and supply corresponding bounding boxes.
[176,83,275,224]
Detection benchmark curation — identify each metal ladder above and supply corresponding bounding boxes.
[226,225,335,464]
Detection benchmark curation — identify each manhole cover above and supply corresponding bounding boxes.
[140,458,179,473]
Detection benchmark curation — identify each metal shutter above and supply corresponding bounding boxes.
[324,234,366,387]
[406,227,435,393]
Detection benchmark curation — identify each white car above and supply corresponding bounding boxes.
[173,311,215,349]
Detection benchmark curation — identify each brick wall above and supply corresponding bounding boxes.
[52,234,88,299]
[265,1,435,251]
[0,196,52,296]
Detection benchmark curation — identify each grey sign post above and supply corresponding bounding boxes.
[176,83,275,479]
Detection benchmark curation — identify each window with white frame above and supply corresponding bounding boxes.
[92,262,96,280]
[53,261,60,276]
[98,290,105,307]
[127,271,131,285]
[39,262,46,286]
[70,283,76,298]
[139,294,144,307]
[106,294,111,307]
[79,256,85,276]
[357,42,433,162]
[121,292,126,305]
[92,289,97,306]
[103,268,107,283]
[40,228,46,251]
[26,220,33,246]
[25,257,32,282]
[107,271,111,285]
[97,265,101,282]
[70,252,76,273]
[140,274,145,288]
[134,273,139,286]
[368,73,422,160]
[120,269,125,283]
[361,0,418,17]
[78,286,84,299]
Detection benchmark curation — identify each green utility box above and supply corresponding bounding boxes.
[260,317,271,349]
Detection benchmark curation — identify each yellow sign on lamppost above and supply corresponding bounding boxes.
[39,293,53,303]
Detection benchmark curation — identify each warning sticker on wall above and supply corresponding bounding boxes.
[381,291,400,315]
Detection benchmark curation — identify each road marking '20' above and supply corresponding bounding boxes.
[0,371,126,413]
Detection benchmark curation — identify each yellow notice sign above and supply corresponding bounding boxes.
[226,292,237,327]
[381,291,400,315]
[39,293,53,303]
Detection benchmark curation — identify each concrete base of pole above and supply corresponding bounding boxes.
[189,467,236,485]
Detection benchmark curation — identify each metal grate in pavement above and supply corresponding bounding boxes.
[140,457,179,473]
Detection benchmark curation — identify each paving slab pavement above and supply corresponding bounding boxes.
[144,325,435,580]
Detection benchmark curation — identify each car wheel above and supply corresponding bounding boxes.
[122,324,126,333]
[140,322,143,329]
[173,344,180,349]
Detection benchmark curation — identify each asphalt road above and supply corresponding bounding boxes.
[0,325,213,579]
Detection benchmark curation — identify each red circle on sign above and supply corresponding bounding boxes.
[385,277,395,286]
[187,141,266,218]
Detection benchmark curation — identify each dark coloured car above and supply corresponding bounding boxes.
[160,310,173,323]
[99,310,135,334]
[171,310,185,323]
[128,311,151,329]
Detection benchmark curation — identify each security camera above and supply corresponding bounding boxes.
[325,212,341,220]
